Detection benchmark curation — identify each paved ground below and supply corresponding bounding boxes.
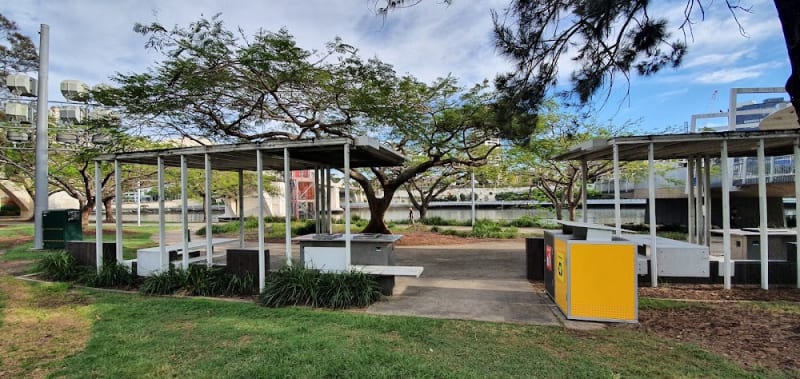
[163,227,584,327]
[366,242,561,325]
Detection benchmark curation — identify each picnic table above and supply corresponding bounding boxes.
[136,238,237,276]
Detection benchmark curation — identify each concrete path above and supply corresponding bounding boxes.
[366,241,561,325]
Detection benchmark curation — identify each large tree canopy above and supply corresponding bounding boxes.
[377,0,800,127]
[109,16,501,233]
[0,13,37,76]
[103,15,399,143]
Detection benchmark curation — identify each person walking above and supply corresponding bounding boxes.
[408,207,414,225]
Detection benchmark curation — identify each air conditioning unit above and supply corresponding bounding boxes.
[4,102,30,123]
[5,74,37,97]
[60,80,90,102]
[59,106,85,123]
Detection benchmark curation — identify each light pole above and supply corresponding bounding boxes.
[33,24,50,250]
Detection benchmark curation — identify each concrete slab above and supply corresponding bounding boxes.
[366,243,562,325]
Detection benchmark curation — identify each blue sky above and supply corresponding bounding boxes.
[2,0,789,134]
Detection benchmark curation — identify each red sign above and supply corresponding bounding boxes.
[545,245,553,271]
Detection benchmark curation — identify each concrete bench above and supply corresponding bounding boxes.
[351,265,424,296]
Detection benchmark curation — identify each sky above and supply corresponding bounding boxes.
[1,0,790,134]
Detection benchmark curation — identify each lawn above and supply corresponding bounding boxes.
[0,278,785,378]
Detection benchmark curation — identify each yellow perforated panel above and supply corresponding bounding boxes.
[554,238,568,312]
[568,243,637,322]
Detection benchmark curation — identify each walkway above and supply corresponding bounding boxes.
[366,241,561,325]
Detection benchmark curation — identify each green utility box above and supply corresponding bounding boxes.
[43,209,83,249]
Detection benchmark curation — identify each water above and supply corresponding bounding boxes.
[92,207,645,225]
[351,206,645,225]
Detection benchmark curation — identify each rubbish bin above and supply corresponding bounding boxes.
[525,237,544,281]
[42,209,83,249]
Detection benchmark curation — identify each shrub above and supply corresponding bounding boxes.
[80,262,136,288]
[292,220,317,236]
[316,271,380,309]
[421,216,448,226]
[139,266,187,295]
[471,220,518,239]
[183,265,229,296]
[258,266,381,309]
[509,216,538,227]
[34,252,79,281]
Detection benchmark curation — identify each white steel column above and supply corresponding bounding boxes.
[326,168,332,233]
[687,159,695,243]
[181,156,189,269]
[314,167,320,234]
[695,159,704,245]
[721,141,732,289]
[114,160,123,263]
[94,161,103,272]
[238,170,244,247]
[581,160,588,223]
[205,153,213,265]
[157,157,166,272]
[471,170,476,227]
[257,150,266,291]
[757,139,768,289]
[704,156,712,247]
[344,144,351,268]
[648,143,658,287]
[795,138,800,288]
[613,143,621,235]
[284,148,292,265]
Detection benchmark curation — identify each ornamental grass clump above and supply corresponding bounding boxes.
[34,252,79,281]
[80,262,136,288]
[259,265,381,309]
[139,266,187,295]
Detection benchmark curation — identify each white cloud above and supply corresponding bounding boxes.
[694,61,783,84]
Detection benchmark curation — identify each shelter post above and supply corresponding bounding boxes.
[205,153,213,265]
[695,158,704,245]
[687,159,695,244]
[704,156,712,247]
[181,155,189,269]
[795,138,800,288]
[284,148,292,266]
[721,141,732,289]
[238,169,244,247]
[326,168,332,233]
[114,160,123,263]
[613,143,621,235]
[257,149,266,291]
[94,161,103,272]
[757,139,768,289]
[648,143,658,287]
[581,160,588,223]
[157,157,166,272]
[344,143,351,268]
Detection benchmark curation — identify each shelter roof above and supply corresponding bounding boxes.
[554,129,800,162]
[95,136,405,171]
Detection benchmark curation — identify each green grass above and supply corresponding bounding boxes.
[38,289,777,378]
[0,224,163,262]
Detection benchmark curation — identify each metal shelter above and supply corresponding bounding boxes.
[93,136,405,290]
[554,129,800,290]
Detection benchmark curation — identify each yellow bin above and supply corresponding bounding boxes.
[553,236,637,323]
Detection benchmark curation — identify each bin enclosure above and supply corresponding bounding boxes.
[546,221,638,323]
[42,209,83,249]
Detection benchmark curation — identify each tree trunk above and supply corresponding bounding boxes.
[554,203,563,220]
[568,205,577,221]
[103,198,115,222]
[362,203,392,234]
[360,188,395,234]
[81,201,93,230]
[775,0,800,124]
[419,205,428,220]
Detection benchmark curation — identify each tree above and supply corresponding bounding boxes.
[109,17,501,234]
[349,77,501,233]
[0,13,37,77]
[403,164,468,220]
[377,1,800,127]
[504,102,631,221]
